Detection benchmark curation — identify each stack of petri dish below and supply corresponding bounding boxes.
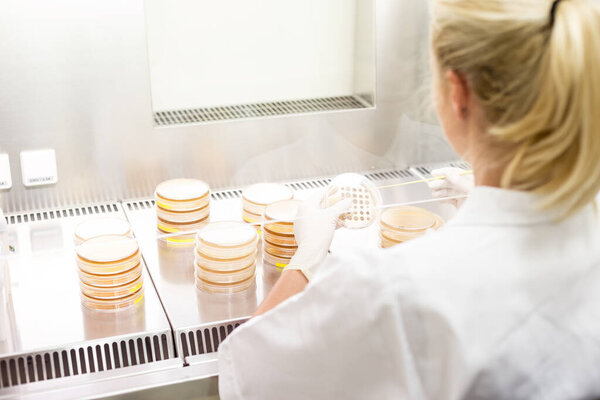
[262,200,302,271]
[73,218,133,245]
[195,221,259,294]
[155,179,211,244]
[242,183,294,231]
[76,235,144,311]
[379,206,444,248]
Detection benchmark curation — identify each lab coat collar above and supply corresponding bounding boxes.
[449,186,582,226]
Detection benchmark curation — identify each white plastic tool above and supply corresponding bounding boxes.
[324,173,382,229]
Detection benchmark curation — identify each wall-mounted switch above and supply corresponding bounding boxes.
[0,154,11,190]
[20,149,58,187]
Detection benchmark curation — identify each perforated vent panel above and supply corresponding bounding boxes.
[178,322,243,358]
[5,203,121,225]
[153,96,369,126]
[0,334,174,389]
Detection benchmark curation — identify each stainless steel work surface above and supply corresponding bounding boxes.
[123,168,452,359]
[0,205,175,391]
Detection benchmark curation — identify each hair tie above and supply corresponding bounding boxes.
[549,0,563,27]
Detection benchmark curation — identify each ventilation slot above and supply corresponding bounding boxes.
[211,189,242,201]
[5,203,121,225]
[154,96,368,127]
[0,334,173,388]
[125,199,156,212]
[179,322,241,358]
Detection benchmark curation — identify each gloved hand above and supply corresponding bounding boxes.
[427,167,474,208]
[286,192,351,281]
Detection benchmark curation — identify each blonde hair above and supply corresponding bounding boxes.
[431,0,600,217]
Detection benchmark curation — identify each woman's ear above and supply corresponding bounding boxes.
[445,70,470,120]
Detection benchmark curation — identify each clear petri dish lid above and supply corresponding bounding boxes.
[155,179,210,211]
[156,215,209,233]
[263,227,297,247]
[78,262,143,288]
[264,200,301,223]
[74,218,132,245]
[324,173,382,229]
[263,239,298,258]
[242,208,263,224]
[80,287,144,312]
[155,179,210,202]
[243,183,294,207]
[195,274,256,295]
[380,206,436,231]
[80,274,144,300]
[156,203,210,224]
[76,235,139,264]
[196,221,258,248]
[380,232,401,249]
[195,262,256,284]
[195,249,257,272]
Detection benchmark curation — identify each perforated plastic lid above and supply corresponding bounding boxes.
[76,236,139,264]
[74,218,132,244]
[264,200,302,223]
[380,206,436,231]
[197,221,257,248]
[243,183,294,206]
[155,179,210,201]
[324,173,382,229]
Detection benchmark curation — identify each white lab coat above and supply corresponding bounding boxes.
[218,187,600,400]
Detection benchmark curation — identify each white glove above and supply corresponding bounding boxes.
[428,167,474,208]
[286,192,351,281]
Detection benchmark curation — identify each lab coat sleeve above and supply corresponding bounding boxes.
[217,248,454,400]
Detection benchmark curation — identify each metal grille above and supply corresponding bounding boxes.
[5,203,121,225]
[365,169,415,181]
[178,322,243,358]
[153,96,369,126]
[411,161,471,178]
[0,333,175,388]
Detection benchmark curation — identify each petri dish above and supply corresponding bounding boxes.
[76,236,141,275]
[156,215,209,233]
[80,287,145,312]
[195,250,257,272]
[380,232,401,249]
[242,183,294,215]
[195,262,256,284]
[155,179,210,211]
[156,203,210,224]
[380,206,436,231]
[242,208,263,224]
[263,226,297,246]
[263,249,292,271]
[264,200,301,235]
[196,221,258,259]
[324,173,382,229]
[74,218,132,245]
[379,206,444,243]
[263,239,297,258]
[195,275,256,295]
[80,274,144,300]
[78,262,142,287]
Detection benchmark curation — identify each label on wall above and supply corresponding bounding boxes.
[0,154,11,190]
[20,149,58,187]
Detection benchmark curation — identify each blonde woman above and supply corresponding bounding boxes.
[218,1,600,399]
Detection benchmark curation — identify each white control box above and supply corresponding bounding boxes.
[0,154,11,190]
[20,149,58,187]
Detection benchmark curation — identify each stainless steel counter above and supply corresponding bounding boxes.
[0,204,175,394]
